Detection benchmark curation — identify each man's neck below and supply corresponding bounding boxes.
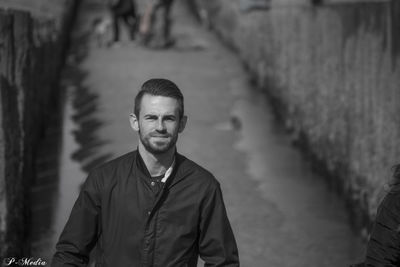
[138,144,175,177]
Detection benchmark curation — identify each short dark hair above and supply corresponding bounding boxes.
[134,78,184,119]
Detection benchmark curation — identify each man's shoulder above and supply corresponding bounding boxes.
[176,154,219,186]
[91,151,136,176]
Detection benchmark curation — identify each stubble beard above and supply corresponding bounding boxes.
[139,130,178,155]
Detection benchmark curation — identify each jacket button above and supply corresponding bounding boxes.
[147,211,151,215]
[151,181,155,186]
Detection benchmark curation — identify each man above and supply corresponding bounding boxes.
[108,0,138,44]
[52,78,239,266]
[352,165,400,267]
[139,0,175,48]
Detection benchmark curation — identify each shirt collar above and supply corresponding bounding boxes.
[136,150,176,183]
[161,158,175,183]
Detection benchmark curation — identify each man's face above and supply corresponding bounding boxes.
[130,94,187,154]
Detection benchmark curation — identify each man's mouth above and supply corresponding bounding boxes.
[151,135,169,138]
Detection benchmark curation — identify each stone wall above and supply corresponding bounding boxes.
[193,0,400,235]
[0,0,76,257]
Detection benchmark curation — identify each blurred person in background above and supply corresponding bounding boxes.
[52,78,239,267]
[351,164,400,267]
[139,0,175,48]
[108,0,138,45]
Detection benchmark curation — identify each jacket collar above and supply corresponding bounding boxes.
[133,150,189,188]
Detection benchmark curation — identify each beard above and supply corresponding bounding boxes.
[139,130,179,154]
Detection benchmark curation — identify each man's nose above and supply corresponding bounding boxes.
[156,119,166,131]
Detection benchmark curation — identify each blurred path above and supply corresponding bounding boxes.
[31,0,365,266]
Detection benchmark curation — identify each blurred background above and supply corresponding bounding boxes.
[0,0,399,266]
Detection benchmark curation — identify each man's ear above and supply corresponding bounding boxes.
[129,113,140,132]
[178,115,187,133]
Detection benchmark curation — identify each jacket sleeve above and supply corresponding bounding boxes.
[51,170,102,267]
[198,182,239,267]
[365,192,400,267]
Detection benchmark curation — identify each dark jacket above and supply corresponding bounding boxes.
[364,185,400,267]
[52,151,239,267]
